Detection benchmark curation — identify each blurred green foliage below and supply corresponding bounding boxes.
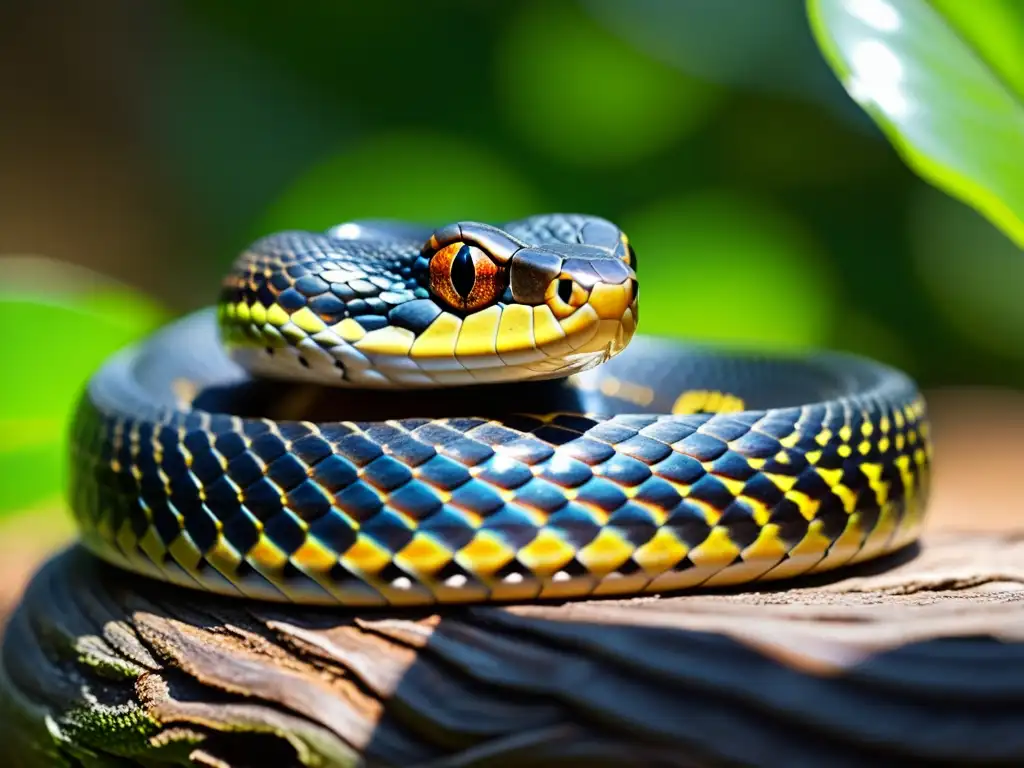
[259,133,542,236]
[147,0,1021,386]
[910,186,1024,362]
[496,2,720,167]
[620,191,836,350]
[1,0,1023,517]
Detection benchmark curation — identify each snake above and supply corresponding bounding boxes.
[68,214,932,606]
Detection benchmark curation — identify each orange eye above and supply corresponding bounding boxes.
[429,242,506,312]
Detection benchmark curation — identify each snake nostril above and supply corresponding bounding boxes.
[629,279,639,303]
[557,278,574,304]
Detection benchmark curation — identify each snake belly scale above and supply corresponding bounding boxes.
[68,214,932,606]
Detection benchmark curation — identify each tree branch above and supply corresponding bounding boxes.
[3,532,1024,767]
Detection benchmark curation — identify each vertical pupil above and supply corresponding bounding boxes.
[451,244,476,299]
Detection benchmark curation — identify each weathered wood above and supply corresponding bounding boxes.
[2,532,1024,767]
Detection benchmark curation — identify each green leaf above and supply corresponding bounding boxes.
[928,0,1024,101]
[0,261,167,515]
[807,0,1024,248]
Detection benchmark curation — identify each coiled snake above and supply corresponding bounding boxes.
[69,214,932,606]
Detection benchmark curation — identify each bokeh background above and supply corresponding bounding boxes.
[1,0,1022,612]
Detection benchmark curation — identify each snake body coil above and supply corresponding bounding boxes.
[69,215,932,606]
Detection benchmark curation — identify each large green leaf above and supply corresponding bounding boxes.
[0,259,167,515]
[807,0,1024,248]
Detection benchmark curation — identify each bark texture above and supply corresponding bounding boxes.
[2,532,1024,767]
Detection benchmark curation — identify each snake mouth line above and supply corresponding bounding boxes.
[229,323,627,389]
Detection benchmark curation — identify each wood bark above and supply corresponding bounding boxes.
[2,532,1024,767]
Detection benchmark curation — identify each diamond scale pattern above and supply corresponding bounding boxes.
[71,307,933,606]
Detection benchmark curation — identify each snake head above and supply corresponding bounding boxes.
[219,214,637,389]
[411,215,638,384]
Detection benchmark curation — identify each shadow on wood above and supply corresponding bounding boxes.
[2,532,1024,767]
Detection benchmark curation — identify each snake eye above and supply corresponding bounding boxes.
[429,241,506,312]
[546,275,590,319]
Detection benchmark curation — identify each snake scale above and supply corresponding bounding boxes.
[68,214,932,606]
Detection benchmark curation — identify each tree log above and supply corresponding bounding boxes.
[2,531,1024,767]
